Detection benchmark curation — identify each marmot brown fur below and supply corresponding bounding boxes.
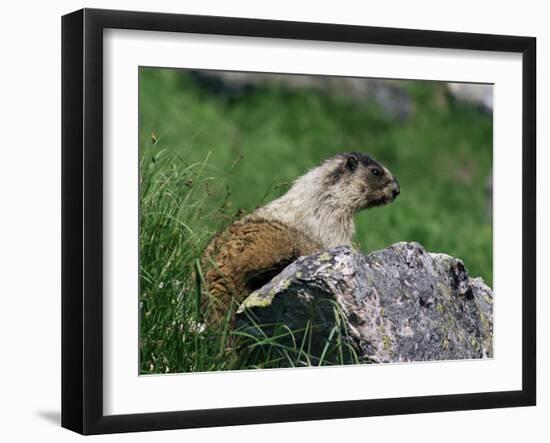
[200,152,400,326]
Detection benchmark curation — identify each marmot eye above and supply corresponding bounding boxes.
[372,168,381,176]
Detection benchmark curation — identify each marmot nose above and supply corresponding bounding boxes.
[391,181,400,198]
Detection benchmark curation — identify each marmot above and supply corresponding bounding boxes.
[200,152,400,326]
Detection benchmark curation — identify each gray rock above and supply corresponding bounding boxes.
[191,71,412,122]
[447,83,493,112]
[236,242,493,363]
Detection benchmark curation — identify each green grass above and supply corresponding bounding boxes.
[139,68,493,374]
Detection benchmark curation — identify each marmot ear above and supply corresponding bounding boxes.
[345,154,359,172]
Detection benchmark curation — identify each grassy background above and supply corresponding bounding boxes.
[139,67,493,374]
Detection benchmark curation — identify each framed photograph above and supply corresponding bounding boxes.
[61,8,536,435]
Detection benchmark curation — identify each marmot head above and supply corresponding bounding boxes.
[324,152,400,212]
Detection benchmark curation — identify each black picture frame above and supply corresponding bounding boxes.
[61,8,536,435]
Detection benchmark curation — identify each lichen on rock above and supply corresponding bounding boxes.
[236,242,493,363]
